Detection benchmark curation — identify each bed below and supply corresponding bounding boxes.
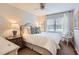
[22,31,62,55]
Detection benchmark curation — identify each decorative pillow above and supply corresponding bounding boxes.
[30,26,41,34]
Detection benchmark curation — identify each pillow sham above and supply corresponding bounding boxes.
[30,26,41,34]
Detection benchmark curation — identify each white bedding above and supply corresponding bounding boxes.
[23,32,62,55]
[38,32,62,44]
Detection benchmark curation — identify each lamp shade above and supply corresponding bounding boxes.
[11,23,19,29]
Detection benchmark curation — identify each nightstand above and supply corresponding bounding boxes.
[5,36,24,48]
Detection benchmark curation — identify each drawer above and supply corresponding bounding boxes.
[6,37,24,47]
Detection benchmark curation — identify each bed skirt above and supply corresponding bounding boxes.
[24,42,52,55]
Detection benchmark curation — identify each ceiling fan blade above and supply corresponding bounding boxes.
[40,3,45,9]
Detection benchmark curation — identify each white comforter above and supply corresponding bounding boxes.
[23,32,61,55]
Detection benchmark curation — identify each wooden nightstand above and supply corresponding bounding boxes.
[5,36,24,48]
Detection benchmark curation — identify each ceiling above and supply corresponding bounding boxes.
[0,3,79,20]
[8,3,40,11]
[8,3,79,16]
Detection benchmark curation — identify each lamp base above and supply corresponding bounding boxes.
[12,30,17,37]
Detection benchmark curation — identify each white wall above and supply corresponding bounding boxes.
[19,12,38,26]
[74,30,79,54]
[0,17,10,36]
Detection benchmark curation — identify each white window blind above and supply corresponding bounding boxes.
[45,11,73,34]
[45,14,64,33]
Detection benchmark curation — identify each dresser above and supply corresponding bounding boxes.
[0,36,20,55]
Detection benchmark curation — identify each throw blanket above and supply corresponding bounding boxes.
[23,33,60,55]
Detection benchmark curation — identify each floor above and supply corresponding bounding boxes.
[57,43,77,55]
[18,47,40,55]
[18,42,77,55]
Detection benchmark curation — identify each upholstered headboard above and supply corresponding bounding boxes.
[20,23,41,36]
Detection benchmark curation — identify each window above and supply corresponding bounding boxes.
[45,14,64,33]
[45,11,73,34]
[46,19,55,32]
[74,10,79,29]
[74,16,78,29]
[55,17,64,32]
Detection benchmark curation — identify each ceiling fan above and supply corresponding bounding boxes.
[40,3,46,9]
